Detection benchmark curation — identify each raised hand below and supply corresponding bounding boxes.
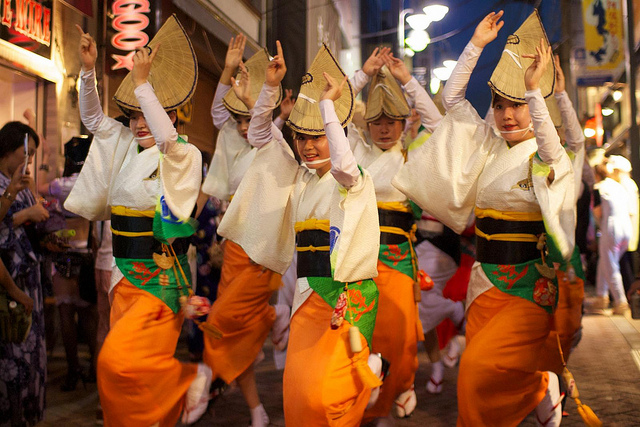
[553,54,565,94]
[279,89,295,120]
[225,34,246,71]
[321,73,348,102]
[266,41,286,87]
[76,24,97,71]
[362,47,391,77]
[523,38,552,91]
[231,62,254,109]
[132,44,160,87]
[470,11,504,48]
[383,52,412,85]
[9,163,31,194]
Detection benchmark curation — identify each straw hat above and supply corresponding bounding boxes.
[287,44,355,135]
[222,48,283,116]
[364,66,411,122]
[113,14,198,113]
[488,10,555,102]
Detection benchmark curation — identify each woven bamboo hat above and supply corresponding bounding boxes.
[113,14,198,113]
[364,66,411,122]
[287,44,355,135]
[488,10,555,102]
[222,48,283,116]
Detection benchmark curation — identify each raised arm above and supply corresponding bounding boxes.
[131,46,179,154]
[211,34,246,129]
[442,11,504,111]
[350,47,391,95]
[553,55,584,152]
[385,53,442,132]
[248,41,287,148]
[320,73,360,189]
[76,25,104,133]
[524,39,564,165]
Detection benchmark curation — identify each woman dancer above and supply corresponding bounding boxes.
[201,34,291,427]
[66,20,210,425]
[393,11,575,426]
[218,41,383,426]
[344,53,443,423]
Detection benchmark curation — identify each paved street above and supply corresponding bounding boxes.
[40,294,640,427]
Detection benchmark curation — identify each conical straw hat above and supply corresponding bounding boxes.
[364,65,411,122]
[488,10,555,102]
[114,14,198,112]
[222,48,283,116]
[287,44,355,135]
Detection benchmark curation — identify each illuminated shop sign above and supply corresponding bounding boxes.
[108,0,158,72]
[0,0,52,58]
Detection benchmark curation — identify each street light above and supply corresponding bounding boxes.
[423,5,449,22]
[407,14,432,31]
[399,4,449,57]
[405,30,430,52]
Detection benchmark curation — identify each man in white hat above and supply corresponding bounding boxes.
[67,20,210,426]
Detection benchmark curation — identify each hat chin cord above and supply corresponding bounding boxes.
[499,122,533,136]
[373,138,401,149]
[135,136,155,144]
[303,157,330,166]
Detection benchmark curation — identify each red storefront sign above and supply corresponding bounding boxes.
[107,0,159,72]
[0,0,52,58]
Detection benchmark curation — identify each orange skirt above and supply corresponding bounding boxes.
[457,287,551,427]
[203,240,276,383]
[537,270,584,375]
[363,261,419,421]
[283,291,372,426]
[98,278,197,427]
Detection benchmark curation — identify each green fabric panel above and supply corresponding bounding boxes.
[153,198,198,244]
[408,200,423,220]
[306,277,378,348]
[481,258,558,314]
[378,241,414,279]
[115,253,191,313]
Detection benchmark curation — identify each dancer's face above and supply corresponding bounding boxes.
[368,114,403,149]
[294,133,331,177]
[129,111,177,148]
[493,95,534,145]
[234,115,250,140]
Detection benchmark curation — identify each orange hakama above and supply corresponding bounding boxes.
[537,269,584,375]
[203,240,277,383]
[97,278,197,427]
[363,260,419,422]
[283,291,372,426]
[457,287,551,427]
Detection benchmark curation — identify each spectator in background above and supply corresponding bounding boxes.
[607,155,639,295]
[588,161,632,314]
[44,137,98,391]
[0,119,48,426]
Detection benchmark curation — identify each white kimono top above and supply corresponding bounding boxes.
[393,42,576,308]
[65,68,202,292]
[217,83,380,314]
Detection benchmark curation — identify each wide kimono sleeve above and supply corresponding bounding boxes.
[64,117,135,221]
[392,99,499,233]
[216,137,299,274]
[201,120,250,200]
[527,89,576,261]
[330,169,380,282]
